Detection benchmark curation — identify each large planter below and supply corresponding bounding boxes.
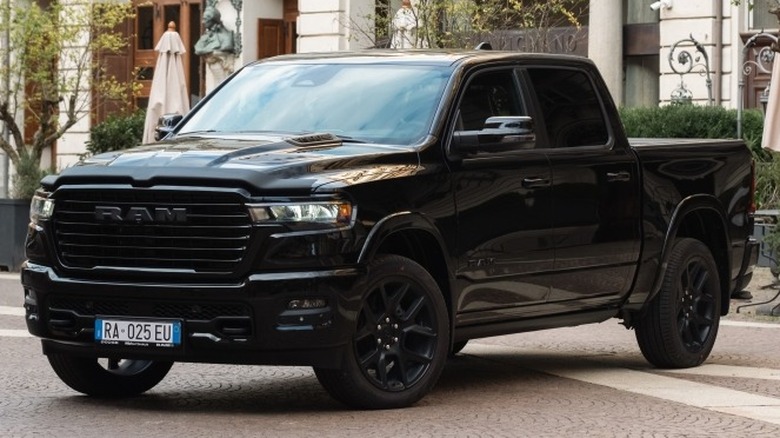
[0,199,29,271]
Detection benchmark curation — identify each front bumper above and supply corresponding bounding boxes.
[21,263,362,368]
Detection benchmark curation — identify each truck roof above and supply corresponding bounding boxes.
[248,49,596,69]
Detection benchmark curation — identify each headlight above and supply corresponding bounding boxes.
[247,201,353,225]
[30,189,54,223]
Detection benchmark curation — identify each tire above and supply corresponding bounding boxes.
[635,238,721,368]
[314,255,449,409]
[47,354,173,397]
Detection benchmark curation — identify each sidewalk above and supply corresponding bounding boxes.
[727,267,780,321]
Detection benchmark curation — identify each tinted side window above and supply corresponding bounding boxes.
[457,70,524,131]
[526,68,609,148]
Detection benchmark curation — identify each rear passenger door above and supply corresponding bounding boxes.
[522,66,642,307]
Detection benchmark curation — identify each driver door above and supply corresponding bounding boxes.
[450,68,554,327]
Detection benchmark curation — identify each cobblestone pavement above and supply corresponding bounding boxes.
[1,270,779,438]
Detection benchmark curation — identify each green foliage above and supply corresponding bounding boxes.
[620,105,755,141]
[11,151,50,200]
[755,156,780,210]
[86,110,146,156]
[0,1,136,198]
[364,0,584,49]
[619,105,767,156]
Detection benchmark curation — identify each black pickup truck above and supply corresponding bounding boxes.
[22,50,758,409]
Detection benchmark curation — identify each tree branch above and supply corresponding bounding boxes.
[0,100,24,166]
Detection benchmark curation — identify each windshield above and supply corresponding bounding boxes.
[178,62,451,145]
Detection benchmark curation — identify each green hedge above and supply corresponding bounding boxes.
[85,110,145,156]
[619,105,765,157]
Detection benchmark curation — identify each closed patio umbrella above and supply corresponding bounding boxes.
[762,52,780,151]
[142,22,190,144]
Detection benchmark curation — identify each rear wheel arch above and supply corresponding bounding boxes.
[651,197,731,315]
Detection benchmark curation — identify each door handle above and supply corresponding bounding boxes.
[522,177,551,188]
[606,171,631,182]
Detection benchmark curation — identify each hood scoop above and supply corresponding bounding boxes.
[285,132,343,148]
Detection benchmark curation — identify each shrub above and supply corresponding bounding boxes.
[619,105,764,152]
[11,151,51,199]
[85,110,145,156]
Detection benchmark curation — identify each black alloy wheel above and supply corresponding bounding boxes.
[314,254,449,409]
[47,354,173,397]
[635,238,721,368]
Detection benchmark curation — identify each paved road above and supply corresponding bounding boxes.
[2,272,780,437]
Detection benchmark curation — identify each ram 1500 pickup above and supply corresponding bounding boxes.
[22,49,759,409]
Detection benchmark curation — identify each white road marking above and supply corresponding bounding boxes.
[541,361,780,426]
[466,343,780,426]
[0,306,24,316]
[665,364,780,381]
[721,319,780,329]
[0,329,31,338]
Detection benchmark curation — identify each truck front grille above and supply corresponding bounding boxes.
[48,296,250,320]
[52,189,252,273]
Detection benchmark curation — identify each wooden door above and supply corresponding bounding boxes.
[258,0,298,59]
[258,19,283,59]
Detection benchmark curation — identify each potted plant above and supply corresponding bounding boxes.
[0,1,136,270]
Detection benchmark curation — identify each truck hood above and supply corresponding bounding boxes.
[47,135,424,194]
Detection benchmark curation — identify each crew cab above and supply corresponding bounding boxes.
[21,49,759,409]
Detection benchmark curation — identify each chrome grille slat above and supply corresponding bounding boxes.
[53,189,251,272]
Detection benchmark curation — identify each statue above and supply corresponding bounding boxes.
[390,0,424,49]
[194,6,234,55]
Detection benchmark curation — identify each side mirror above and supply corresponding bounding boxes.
[451,116,536,154]
[154,114,184,141]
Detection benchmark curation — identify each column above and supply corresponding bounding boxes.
[588,0,624,106]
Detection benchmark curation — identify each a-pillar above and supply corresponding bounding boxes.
[588,0,624,106]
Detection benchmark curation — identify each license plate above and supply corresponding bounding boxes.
[95,318,182,348]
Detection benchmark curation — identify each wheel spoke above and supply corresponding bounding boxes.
[691,264,709,296]
[400,346,433,365]
[388,283,410,317]
[687,260,702,286]
[405,323,436,338]
[359,346,381,368]
[400,295,425,323]
[396,356,410,387]
[355,323,374,344]
[362,300,381,328]
[375,352,389,386]
[679,318,694,346]
[379,284,392,315]
[693,311,714,329]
